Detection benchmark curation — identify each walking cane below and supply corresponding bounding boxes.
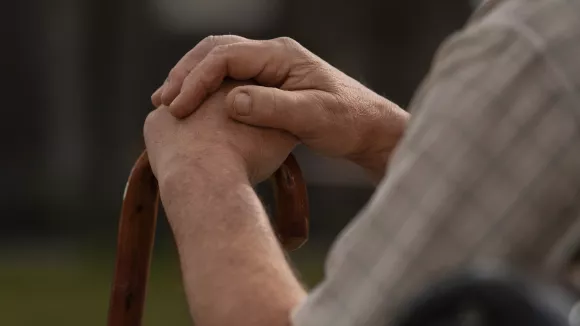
[107,150,309,326]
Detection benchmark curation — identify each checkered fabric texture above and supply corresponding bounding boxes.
[291,0,580,325]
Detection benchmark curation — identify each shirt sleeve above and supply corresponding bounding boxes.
[291,2,580,325]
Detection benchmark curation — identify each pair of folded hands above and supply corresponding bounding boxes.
[144,35,409,187]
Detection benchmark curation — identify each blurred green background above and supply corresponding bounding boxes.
[0,0,472,324]
[1,245,327,325]
[0,223,329,325]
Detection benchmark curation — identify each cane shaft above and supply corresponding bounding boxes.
[107,152,159,326]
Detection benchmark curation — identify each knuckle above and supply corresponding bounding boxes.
[222,34,247,43]
[274,36,298,48]
[209,44,230,57]
[272,37,312,65]
[201,34,245,49]
[167,67,182,80]
[200,35,218,48]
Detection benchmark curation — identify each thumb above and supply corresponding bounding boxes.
[226,85,321,135]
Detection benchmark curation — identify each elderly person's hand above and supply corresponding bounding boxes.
[145,80,297,187]
[151,36,409,181]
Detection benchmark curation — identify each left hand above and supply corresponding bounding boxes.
[144,80,297,185]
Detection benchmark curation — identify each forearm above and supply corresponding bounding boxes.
[159,156,306,326]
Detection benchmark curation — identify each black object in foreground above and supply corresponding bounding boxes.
[393,267,580,326]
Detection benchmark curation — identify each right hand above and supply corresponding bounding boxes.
[145,81,296,187]
[152,36,409,180]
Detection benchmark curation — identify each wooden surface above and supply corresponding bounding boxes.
[107,152,159,326]
[273,154,309,250]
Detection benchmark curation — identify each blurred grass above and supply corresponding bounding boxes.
[0,242,326,326]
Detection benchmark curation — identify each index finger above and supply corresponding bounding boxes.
[168,38,303,119]
[156,35,248,107]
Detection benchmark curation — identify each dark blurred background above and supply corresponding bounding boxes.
[1,0,474,324]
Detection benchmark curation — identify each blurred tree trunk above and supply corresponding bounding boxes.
[0,0,51,237]
[81,0,154,233]
[42,0,90,227]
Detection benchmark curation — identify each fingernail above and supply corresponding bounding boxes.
[233,93,252,116]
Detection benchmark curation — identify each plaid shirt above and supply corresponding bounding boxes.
[291,0,580,325]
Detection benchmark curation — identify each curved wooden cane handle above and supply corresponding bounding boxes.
[107,151,309,326]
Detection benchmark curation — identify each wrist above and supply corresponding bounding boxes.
[158,147,250,195]
[351,98,409,182]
